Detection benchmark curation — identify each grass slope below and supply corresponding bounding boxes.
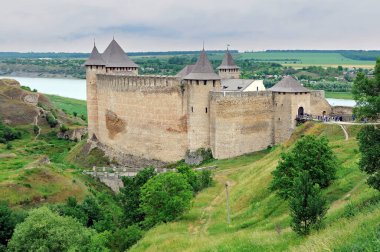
[131,122,380,251]
[46,94,87,118]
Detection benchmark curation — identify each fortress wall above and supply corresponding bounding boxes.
[95,75,188,164]
[273,92,310,144]
[210,91,274,159]
[310,90,332,116]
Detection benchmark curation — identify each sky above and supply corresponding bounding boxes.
[1,0,379,52]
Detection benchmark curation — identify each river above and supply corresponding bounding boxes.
[0,76,357,107]
[0,76,86,100]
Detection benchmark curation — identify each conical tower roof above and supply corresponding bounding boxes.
[268,76,310,93]
[102,39,138,68]
[217,49,239,70]
[85,45,105,66]
[183,49,220,80]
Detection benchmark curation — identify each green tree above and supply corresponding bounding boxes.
[357,126,380,191]
[353,59,380,192]
[7,207,95,251]
[289,172,327,235]
[177,164,201,193]
[140,172,192,227]
[352,59,380,120]
[270,135,337,199]
[0,202,16,250]
[119,167,156,225]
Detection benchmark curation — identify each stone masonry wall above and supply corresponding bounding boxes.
[210,91,274,159]
[310,90,332,116]
[96,75,188,163]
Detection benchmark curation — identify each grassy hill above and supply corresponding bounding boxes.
[131,122,380,251]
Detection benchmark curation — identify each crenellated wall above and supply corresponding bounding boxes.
[210,91,274,159]
[95,74,189,163]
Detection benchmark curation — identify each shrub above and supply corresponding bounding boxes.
[60,124,69,133]
[6,143,12,150]
[33,125,39,135]
[140,172,192,227]
[0,202,17,248]
[73,111,78,117]
[109,225,143,252]
[46,113,58,128]
[198,169,213,189]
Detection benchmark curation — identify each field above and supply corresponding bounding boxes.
[131,122,380,251]
[46,94,87,117]
[324,92,353,99]
[236,52,376,68]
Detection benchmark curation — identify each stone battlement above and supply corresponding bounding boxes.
[210,90,272,99]
[96,74,182,92]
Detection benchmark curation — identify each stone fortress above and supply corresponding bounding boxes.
[85,39,332,167]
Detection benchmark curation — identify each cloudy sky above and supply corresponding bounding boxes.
[1,0,379,52]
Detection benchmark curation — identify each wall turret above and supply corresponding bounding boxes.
[85,44,106,139]
[217,49,240,79]
[183,49,221,152]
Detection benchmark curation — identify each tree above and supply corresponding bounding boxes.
[140,172,192,227]
[119,167,156,225]
[353,59,380,191]
[352,58,380,120]
[7,207,95,251]
[270,135,337,199]
[177,164,201,193]
[357,126,380,191]
[0,202,16,250]
[289,172,327,235]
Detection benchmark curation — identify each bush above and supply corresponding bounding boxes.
[198,169,213,189]
[73,111,78,117]
[140,172,192,227]
[46,113,58,128]
[5,143,12,150]
[109,225,143,252]
[33,125,39,135]
[60,124,69,133]
[0,122,22,142]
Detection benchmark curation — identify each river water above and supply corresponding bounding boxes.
[0,76,86,100]
[0,76,357,107]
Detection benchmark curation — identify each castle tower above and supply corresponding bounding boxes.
[217,49,240,79]
[269,76,311,144]
[183,49,221,152]
[85,43,106,139]
[102,39,139,75]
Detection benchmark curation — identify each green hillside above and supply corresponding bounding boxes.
[131,122,380,251]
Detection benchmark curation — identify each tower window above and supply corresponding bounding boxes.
[196,80,199,85]
[213,80,215,87]
[204,80,207,85]
[205,107,208,113]
[191,107,194,112]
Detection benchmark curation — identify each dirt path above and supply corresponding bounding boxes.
[33,115,41,140]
